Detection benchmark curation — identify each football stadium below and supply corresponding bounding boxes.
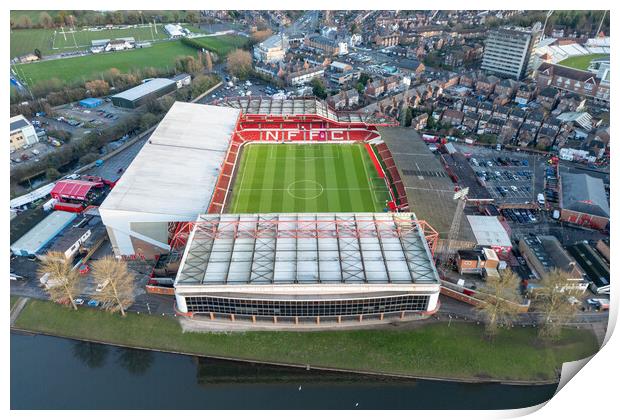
[100,97,442,326]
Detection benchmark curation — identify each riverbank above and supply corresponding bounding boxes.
[12,299,599,383]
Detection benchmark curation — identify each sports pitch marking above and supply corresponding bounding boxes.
[286,180,324,200]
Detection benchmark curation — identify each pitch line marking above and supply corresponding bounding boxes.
[286,180,324,200]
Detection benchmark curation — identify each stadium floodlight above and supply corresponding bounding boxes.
[453,187,469,201]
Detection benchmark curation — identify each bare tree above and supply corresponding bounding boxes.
[39,12,54,29]
[37,251,80,310]
[92,256,135,317]
[205,51,213,73]
[475,269,522,337]
[534,269,581,340]
[226,49,253,79]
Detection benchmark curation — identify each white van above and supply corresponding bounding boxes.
[537,193,545,205]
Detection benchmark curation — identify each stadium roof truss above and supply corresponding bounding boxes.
[174,213,440,287]
[217,97,398,125]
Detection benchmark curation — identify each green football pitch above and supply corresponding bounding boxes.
[229,143,392,213]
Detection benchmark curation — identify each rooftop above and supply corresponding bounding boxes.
[100,102,240,218]
[218,97,394,125]
[10,211,77,256]
[561,172,609,218]
[175,213,440,286]
[111,78,176,102]
[467,216,512,248]
[379,127,475,242]
[10,115,30,132]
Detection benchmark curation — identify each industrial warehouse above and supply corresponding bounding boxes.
[99,98,443,325]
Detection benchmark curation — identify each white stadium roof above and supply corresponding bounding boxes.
[175,213,440,287]
[100,102,240,219]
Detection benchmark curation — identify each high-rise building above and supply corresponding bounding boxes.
[481,23,542,80]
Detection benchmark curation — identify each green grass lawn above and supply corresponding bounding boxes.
[188,34,249,56]
[14,40,198,86]
[13,299,599,381]
[229,143,391,213]
[10,28,56,58]
[558,53,609,71]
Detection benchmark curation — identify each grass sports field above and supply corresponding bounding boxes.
[14,40,199,86]
[187,35,249,56]
[229,143,391,213]
[558,53,609,71]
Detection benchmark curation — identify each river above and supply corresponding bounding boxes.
[11,333,558,410]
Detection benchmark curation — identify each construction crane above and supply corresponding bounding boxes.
[438,187,469,276]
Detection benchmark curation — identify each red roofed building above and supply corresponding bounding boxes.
[50,180,101,202]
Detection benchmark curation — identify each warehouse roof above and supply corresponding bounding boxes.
[561,172,609,218]
[176,213,440,286]
[100,102,240,217]
[111,78,176,102]
[10,211,77,256]
[467,216,512,248]
[51,180,99,201]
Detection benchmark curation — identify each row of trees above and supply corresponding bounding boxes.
[476,269,583,341]
[11,10,202,30]
[39,252,135,316]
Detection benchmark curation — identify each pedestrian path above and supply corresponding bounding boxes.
[10,297,29,326]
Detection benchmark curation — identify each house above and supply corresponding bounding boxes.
[411,113,428,130]
[499,120,521,143]
[286,66,325,86]
[462,112,480,132]
[329,61,353,73]
[536,127,558,149]
[365,79,385,98]
[330,70,360,85]
[384,75,401,93]
[485,117,504,135]
[493,105,511,121]
[508,108,527,124]
[537,87,559,110]
[525,111,544,128]
[536,63,610,103]
[557,93,587,113]
[514,84,536,105]
[441,109,464,127]
[462,98,478,114]
[459,72,477,88]
[327,88,359,109]
[517,123,539,147]
[494,79,519,97]
[475,75,500,95]
[477,102,494,118]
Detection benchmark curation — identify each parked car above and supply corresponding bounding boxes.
[74,298,85,306]
[87,299,100,307]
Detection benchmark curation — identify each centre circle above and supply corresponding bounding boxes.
[287,180,324,200]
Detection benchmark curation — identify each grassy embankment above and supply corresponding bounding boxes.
[13,299,599,382]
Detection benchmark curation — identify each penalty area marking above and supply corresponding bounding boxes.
[286,180,324,200]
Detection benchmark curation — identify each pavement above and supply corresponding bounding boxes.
[10,297,29,326]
